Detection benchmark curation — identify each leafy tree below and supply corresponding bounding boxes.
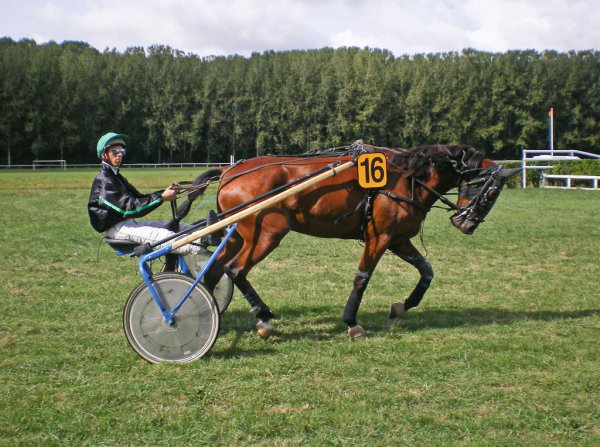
[1,41,599,164]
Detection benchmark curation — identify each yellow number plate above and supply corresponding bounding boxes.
[357,153,387,188]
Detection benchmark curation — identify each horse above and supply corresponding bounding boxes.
[172,143,519,339]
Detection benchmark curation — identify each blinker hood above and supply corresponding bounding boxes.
[451,165,519,235]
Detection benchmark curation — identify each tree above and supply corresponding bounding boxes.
[2,42,599,165]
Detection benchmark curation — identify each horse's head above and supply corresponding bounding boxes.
[388,145,518,235]
[451,158,519,235]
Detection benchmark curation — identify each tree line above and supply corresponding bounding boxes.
[1,37,599,165]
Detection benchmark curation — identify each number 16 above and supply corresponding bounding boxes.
[357,153,387,188]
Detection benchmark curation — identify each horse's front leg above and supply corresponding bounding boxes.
[387,240,434,319]
[342,236,390,339]
[342,269,372,339]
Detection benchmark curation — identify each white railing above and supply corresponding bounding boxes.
[33,159,66,170]
[0,162,231,170]
[541,174,600,190]
[521,149,600,189]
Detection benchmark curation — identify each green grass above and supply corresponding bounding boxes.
[1,169,599,446]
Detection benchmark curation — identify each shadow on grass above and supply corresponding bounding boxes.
[211,304,599,359]
[392,306,600,331]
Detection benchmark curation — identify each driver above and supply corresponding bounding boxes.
[87,132,201,254]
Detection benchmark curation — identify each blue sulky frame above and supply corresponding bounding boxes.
[135,224,238,326]
[116,158,358,363]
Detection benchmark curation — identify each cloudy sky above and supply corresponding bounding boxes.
[2,0,599,57]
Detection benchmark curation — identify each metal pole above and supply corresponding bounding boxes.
[521,147,526,189]
[549,107,554,157]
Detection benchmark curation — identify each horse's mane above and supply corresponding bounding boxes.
[378,144,486,178]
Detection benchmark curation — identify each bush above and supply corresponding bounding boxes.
[550,160,600,175]
[498,159,600,188]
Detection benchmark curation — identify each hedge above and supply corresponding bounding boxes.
[497,159,600,188]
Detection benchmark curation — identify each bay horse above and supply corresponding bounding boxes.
[173,143,518,339]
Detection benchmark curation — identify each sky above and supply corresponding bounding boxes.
[2,0,599,57]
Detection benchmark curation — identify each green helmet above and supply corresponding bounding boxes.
[96,132,129,159]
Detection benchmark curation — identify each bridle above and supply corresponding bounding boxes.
[453,165,506,224]
[380,151,491,214]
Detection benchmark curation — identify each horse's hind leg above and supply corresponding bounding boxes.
[202,231,242,293]
[203,231,276,339]
[223,217,289,338]
[387,240,433,319]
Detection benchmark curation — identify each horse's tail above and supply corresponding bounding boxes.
[173,167,225,223]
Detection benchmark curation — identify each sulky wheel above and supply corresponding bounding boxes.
[182,248,234,314]
[123,273,220,363]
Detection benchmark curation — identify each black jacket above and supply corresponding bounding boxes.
[87,163,164,232]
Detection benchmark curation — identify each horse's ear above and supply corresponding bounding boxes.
[461,146,486,170]
[499,166,520,178]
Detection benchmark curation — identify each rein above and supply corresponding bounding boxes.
[172,142,363,199]
[378,148,493,214]
[174,144,491,228]
[171,180,203,195]
[376,177,460,213]
[172,157,354,199]
[413,177,460,211]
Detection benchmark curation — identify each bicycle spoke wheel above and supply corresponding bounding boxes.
[183,248,234,313]
[123,273,219,363]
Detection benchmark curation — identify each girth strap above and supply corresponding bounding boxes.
[334,195,368,224]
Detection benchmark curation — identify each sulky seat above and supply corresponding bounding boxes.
[103,237,140,254]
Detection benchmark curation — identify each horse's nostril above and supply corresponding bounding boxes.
[450,213,479,235]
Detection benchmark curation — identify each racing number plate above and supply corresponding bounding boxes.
[357,153,387,188]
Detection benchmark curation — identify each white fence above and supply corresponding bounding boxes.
[521,149,600,189]
[33,159,66,170]
[0,162,231,170]
[541,174,600,190]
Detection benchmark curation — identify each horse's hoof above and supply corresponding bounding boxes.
[256,320,272,340]
[389,302,406,319]
[347,325,365,340]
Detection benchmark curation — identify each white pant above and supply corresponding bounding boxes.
[106,219,202,255]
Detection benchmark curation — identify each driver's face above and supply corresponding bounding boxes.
[105,145,126,167]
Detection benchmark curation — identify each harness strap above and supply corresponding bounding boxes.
[377,190,431,212]
[413,178,461,211]
[360,191,375,236]
[335,173,455,228]
[334,195,368,224]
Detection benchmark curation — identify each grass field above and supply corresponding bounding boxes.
[1,168,598,446]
